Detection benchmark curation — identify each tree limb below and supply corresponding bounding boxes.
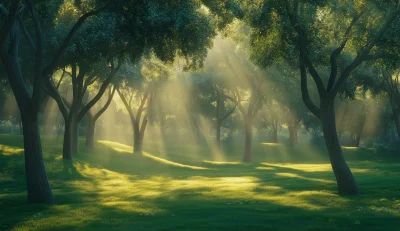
[327,12,363,91]
[42,5,109,79]
[0,1,19,48]
[328,9,400,98]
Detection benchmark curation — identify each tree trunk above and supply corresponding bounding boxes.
[243,120,253,162]
[63,119,72,159]
[133,120,142,153]
[354,111,366,147]
[288,125,297,146]
[392,108,400,140]
[216,122,221,149]
[85,119,95,148]
[216,96,221,149]
[320,99,359,195]
[21,114,54,204]
[71,117,79,153]
[272,121,278,143]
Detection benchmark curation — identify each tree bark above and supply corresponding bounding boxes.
[320,99,359,195]
[85,118,95,148]
[243,120,253,162]
[133,120,143,153]
[63,119,72,159]
[21,114,54,203]
[71,117,79,153]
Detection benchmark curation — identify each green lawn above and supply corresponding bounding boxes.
[0,134,399,231]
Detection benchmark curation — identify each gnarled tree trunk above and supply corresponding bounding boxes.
[21,113,54,203]
[320,99,359,195]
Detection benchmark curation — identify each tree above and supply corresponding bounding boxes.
[42,5,124,159]
[85,86,116,148]
[243,0,400,195]
[189,72,236,149]
[116,58,171,153]
[373,69,400,140]
[0,0,108,203]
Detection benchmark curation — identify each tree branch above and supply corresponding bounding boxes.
[42,5,109,78]
[327,12,363,91]
[93,86,116,121]
[328,9,400,98]
[117,86,135,121]
[0,1,19,47]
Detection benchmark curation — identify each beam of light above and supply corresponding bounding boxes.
[198,115,226,161]
[98,140,209,170]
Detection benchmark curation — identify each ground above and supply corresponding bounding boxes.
[0,134,399,231]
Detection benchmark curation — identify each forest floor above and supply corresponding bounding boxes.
[0,134,399,231]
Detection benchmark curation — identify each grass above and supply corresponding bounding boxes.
[0,134,399,231]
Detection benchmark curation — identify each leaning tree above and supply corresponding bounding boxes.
[246,0,400,195]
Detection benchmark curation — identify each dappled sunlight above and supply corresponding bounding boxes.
[67,159,343,211]
[142,152,209,170]
[0,144,24,156]
[13,205,101,231]
[260,142,281,147]
[255,166,276,171]
[276,172,335,184]
[262,163,332,172]
[98,139,209,170]
[260,162,382,174]
[342,146,359,150]
[98,140,132,153]
[203,160,241,165]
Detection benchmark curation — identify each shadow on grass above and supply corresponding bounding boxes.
[1,136,400,230]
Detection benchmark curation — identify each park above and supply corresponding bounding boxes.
[0,0,399,230]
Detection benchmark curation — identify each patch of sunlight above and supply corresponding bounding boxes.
[342,146,359,150]
[262,163,332,172]
[255,166,276,171]
[68,160,339,212]
[98,140,132,153]
[276,172,335,184]
[98,140,208,169]
[261,162,375,174]
[203,160,241,165]
[368,205,400,215]
[0,144,24,155]
[55,155,63,160]
[143,152,209,170]
[260,142,281,147]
